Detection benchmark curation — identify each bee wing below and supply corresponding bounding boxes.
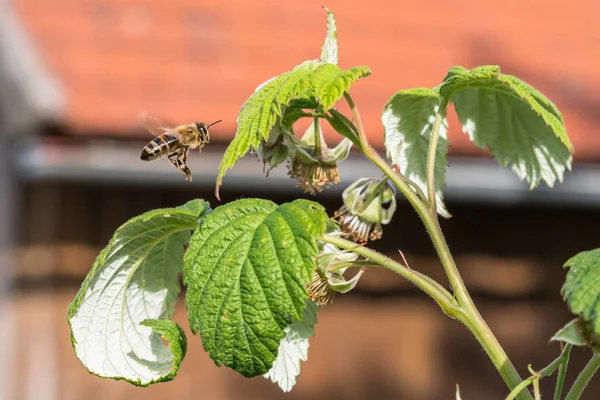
[139,112,178,137]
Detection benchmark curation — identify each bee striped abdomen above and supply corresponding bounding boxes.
[140,134,180,161]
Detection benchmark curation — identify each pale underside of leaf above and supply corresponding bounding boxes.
[264,300,319,392]
[68,201,205,386]
[320,7,338,65]
[382,89,450,217]
[452,87,572,189]
[184,199,328,378]
[439,66,573,190]
[550,319,587,346]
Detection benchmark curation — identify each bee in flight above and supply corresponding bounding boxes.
[139,113,222,181]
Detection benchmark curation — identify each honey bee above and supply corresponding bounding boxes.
[139,113,222,181]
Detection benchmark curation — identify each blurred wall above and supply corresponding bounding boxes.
[0,127,17,398]
[4,181,600,399]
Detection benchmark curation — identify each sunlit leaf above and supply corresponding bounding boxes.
[216,62,369,197]
[310,64,371,110]
[215,69,314,196]
[382,88,450,217]
[68,200,210,385]
[184,199,328,377]
[441,65,572,189]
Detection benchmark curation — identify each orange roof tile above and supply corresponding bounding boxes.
[10,0,600,159]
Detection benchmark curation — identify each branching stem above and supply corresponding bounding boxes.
[343,91,531,400]
[565,352,600,400]
[322,234,459,317]
[554,344,572,400]
[505,344,572,400]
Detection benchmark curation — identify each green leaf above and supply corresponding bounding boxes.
[139,319,187,377]
[382,88,450,217]
[215,70,313,196]
[216,62,370,196]
[326,109,361,148]
[320,7,338,65]
[562,249,600,334]
[184,198,329,378]
[67,200,210,386]
[551,319,587,346]
[263,300,319,392]
[310,64,371,110]
[441,65,573,189]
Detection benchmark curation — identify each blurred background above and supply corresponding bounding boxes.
[1,0,600,399]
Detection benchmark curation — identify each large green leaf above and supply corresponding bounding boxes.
[382,88,450,217]
[441,65,573,189]
[264,300,319,392]
[184,198,328,378]
[562,249,600,334]
[68,200,210,386]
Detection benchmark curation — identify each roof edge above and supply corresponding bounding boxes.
[0,0,65,133]
[11,138,600,209]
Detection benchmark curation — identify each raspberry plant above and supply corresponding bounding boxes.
[68,8,600,399]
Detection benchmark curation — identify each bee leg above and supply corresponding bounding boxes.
[167,150,192,181]
[180,148,192,181]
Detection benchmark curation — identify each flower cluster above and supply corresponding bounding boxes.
[334,178,397,242]
[257,118,352,194]
[308,237,366,306]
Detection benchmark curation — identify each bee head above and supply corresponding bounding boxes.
[196,122,209,142]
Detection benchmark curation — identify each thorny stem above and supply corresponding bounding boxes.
[505,344,572,400]
[322,234,459,316]
[554,344,572,400]
[426,102,447,213]
[328,260,380,273]
[343,91,532,400]
[564,352,600,400]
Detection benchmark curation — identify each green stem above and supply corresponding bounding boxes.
[322,234,459,317]
[313,117,322,155]
[554,344,572,400]
[533,377,541,400]
[400,173,428,202]
[425,102,447,213]
[343,92,531,400]
[506,377,535,400]
[300,111,326,118]
[565,353,600,400]
[328,260,379,273]
[506,344,572,400]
